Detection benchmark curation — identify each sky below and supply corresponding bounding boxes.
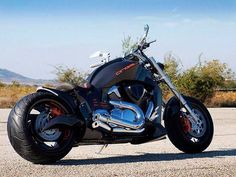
[0,0,236,79]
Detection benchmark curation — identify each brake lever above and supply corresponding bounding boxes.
[139,40,157,50]
[148,40,157,45]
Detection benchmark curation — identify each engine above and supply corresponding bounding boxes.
[92,85,156,134]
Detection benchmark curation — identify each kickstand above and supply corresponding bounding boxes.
[96,144,108,154]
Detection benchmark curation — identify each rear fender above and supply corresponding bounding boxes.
[36,86,77,113]
[37,86,92,124]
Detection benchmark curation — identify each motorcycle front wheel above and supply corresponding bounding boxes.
[7,92,75,164]
[164,96,214,153]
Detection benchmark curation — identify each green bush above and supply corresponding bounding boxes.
[0,81,5,87]
[223,80,236,89]
[11,81,20,87]
[164,57,235,102]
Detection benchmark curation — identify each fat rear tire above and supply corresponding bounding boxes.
[164,96,214,153]
[7,92,75,164]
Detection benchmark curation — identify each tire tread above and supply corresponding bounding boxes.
[7,92,74,164]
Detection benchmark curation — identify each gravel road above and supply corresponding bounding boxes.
[0,108,236,177]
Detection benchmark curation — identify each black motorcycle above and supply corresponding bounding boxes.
[7,25,214,164]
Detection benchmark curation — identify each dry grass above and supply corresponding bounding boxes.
[0,84,235,108]
[206,91,236,107]
[163,90,236,108]
[0,85,36,108]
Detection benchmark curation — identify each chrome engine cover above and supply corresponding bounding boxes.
[110,108,137,125]
[92,100,145,130]
[92,86,155,134]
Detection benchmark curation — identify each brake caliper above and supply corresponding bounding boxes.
[49,102,64,117]
[180,113,191,133]
[48,103,70,140]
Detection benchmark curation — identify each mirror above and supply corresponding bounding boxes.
[144,24,149,36]
[140,24,149,45]
[89,51,103,59]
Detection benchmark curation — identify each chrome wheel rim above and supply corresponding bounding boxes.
[188,109,207,138]
[34,111,62,141]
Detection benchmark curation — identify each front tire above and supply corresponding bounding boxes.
[7,92,75,164]
[164,96,214,153]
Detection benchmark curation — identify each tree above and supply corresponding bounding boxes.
[163,52,183,85]
[122,36,139,56]
[54,66,86,86]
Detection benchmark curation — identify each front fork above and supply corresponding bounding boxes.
[149,57,199,125]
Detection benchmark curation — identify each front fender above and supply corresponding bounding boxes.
[163,95,196,121]
[163,96,181,121]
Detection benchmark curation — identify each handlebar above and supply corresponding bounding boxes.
[138,40,156,50]
[90,63,103,68]
[133,24,157,52]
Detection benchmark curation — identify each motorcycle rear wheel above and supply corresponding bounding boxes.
[164,96,214,153]
[7,92,75,164]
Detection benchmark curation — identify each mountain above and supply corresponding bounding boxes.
[0,68,57,85]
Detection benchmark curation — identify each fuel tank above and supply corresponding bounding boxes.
[87,58,154,89]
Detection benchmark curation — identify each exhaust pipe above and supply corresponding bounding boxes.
[92,121,145,134]
[113,127,145,134]
[92,121,111,131]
